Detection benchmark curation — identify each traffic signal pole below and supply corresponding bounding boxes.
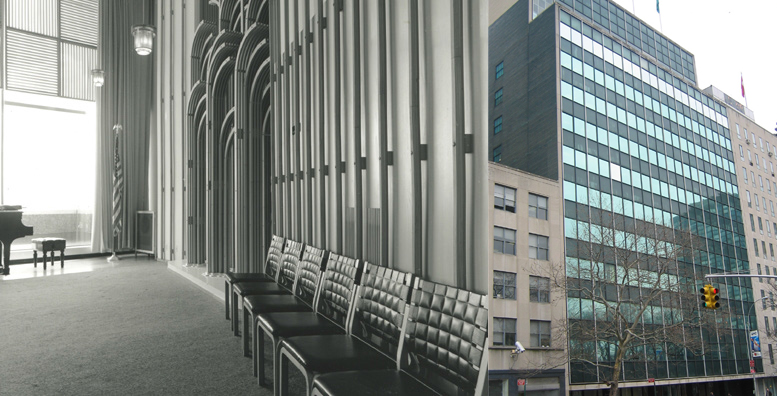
[706,273,774,396]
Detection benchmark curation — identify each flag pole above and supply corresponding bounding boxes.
[657,0,663,32]
[108,124,123,262]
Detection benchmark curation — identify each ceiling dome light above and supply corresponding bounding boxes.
[132,25,156,56]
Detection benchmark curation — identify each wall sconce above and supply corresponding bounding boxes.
[91,69,105,87]
[132,24,156,56]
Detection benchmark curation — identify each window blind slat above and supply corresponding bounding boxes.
[6,30,58,95]
[61,0,99,46]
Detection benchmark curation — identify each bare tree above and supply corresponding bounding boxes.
[531,203,732,396]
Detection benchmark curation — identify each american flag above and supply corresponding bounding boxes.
[112,125,123,238]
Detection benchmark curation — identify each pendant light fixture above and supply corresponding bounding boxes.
[132,0,155,56]
[91,69,105,87]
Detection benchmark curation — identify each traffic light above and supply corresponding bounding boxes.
[700,284,720,310]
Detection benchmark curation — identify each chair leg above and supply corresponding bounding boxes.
[280,347,314,396]
[225,281,231,320]
[257,328,269,386]
[242,307,251,357]
[43,251,47,270]
[278,344,289,396]
[253,317,259,378]
[33,251,37,268]
[60,250,64,268]
[232,290,240,337]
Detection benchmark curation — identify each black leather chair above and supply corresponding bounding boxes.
[224,235,284,324]
[230,239,304,336]
[242,245,329,378]
[277,263,414,395]
[310,279,489,396]
[254,253,362,394]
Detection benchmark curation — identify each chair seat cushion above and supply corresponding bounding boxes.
[280,335,393,373]
[225,272,274,284]
[243,294,311,314]
[233,282,290,296]
[256,312,343,337]
[312,369,436,396]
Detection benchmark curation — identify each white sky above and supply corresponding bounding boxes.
[610,0,777,133]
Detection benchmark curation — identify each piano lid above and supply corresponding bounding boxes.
[0,205,22,211]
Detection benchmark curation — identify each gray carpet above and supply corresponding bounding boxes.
[0,260,305,396]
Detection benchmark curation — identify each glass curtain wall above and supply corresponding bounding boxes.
[558,6,752,383]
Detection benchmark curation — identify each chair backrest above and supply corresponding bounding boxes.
[401,279,488,396]
[262,235,285,279]
[315,253,362,329]
[292,245,328,307]
[349,263,413,361]
[277,239,305,291]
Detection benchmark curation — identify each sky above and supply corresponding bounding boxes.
[610,0,777,134]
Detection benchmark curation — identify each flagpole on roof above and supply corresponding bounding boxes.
[656,0,663,32]
[742,73,748,109]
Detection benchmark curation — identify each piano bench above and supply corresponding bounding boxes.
[31,238,66,270]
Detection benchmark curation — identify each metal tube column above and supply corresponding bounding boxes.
[352,0,363,260]
[377,0,388,267]
[317,0,327,249]
[451,0,466,288]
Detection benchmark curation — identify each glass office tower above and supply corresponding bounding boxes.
[490,0,757,390]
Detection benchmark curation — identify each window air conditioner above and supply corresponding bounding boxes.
[747,139,751,145]
[769,152,773,157]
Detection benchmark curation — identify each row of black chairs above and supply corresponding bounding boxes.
[223,235,489,395]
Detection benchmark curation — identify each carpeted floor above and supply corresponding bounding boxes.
[0,260,305,396]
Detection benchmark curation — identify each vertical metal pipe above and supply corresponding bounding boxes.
[305,0,313,245]
[352,0,363,260]
[317,0,327,249]
[236,52,247,271]
[409,0,423,277]
[206,40,214,273]
[378,0,388,267]
[294,2,302,242]
[283,0,291,238]
[170,0,176,261]
[182,0,187,263]
[451,0,466,288]
[160,3,166,259]
[333,0,343,254]
[271,0,279,237]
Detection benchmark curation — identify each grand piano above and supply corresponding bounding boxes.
[0,205,34,275]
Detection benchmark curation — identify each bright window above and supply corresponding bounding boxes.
[3,90,95,251]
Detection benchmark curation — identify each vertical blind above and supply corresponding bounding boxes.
[4,0,98,101]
